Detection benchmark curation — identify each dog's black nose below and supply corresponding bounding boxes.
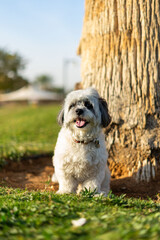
[76,108,83,116]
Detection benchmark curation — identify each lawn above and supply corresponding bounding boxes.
[0,104,160,240]
[0,104,61,164]
[0,188,160,240]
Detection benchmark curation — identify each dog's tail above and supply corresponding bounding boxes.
[51,173,58,183]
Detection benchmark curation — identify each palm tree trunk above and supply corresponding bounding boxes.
[78,0,160,181]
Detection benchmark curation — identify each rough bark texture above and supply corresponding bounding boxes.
[78,0,160,181]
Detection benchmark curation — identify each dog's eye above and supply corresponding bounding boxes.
[84,101,93,109]
[69,103,76,110]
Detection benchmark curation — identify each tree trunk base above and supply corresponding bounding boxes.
[106,122,160,182]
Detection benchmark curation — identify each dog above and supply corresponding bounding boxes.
[52,88,111,196]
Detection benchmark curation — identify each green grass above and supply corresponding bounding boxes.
[0,105,160,239]
[0,104,61,164]
[0,188,159,240]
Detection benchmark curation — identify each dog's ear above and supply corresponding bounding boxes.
[99,97,111,128]
[57,107,64,126]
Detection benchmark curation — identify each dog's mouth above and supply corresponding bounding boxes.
[74,118,89,128]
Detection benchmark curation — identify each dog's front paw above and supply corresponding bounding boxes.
[56,190,65,194]
[56,189,71,194]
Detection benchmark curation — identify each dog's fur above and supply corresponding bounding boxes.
[52,88,111,195]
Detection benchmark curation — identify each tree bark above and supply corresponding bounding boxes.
[78,0,160,181]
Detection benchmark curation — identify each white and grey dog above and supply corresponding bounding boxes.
[52,88,111,195]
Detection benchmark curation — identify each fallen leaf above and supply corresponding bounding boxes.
[71,218,87,227]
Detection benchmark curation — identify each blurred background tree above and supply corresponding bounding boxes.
[0,48,28,93]
[33,74,53,90]
[33,74,64,94]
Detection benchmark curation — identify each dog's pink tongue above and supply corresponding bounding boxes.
[76,119,86,127]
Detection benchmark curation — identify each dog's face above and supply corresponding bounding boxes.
[58,88,111,136]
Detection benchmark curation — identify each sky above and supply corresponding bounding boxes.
[0,0,84,90]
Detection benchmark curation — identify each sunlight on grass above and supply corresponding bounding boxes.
[0,188,159,239]
[0,104,61,164]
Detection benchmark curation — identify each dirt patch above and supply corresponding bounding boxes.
[0,157,160,199]
[0,157,58,192]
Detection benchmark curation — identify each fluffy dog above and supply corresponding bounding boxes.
[52,88,111,195]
